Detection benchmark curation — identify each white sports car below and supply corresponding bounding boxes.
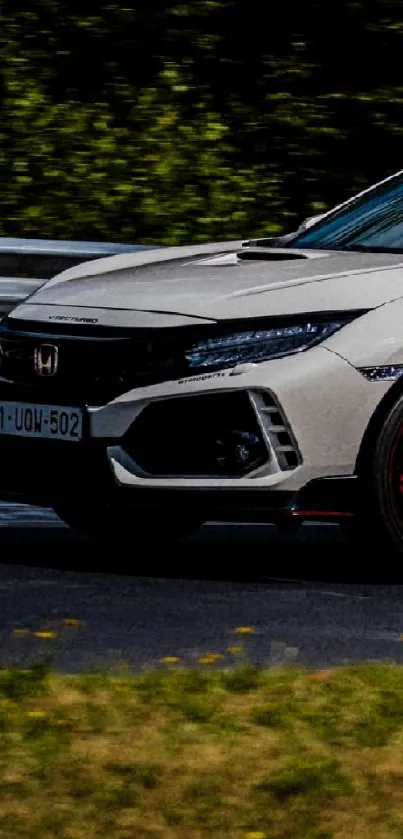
[2,170,403,557]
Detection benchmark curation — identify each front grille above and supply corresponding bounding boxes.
[0,320,193,405]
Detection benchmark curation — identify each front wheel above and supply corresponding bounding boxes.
[343,392,403,560]
[54,503,203,545]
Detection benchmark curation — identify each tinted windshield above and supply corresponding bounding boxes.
[289,170,403,252]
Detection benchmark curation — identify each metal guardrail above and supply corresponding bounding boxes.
[0,237,157,256]
[0,279,44,317]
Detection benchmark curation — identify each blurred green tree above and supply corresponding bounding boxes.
[0,1,402,243]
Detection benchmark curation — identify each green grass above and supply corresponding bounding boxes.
[2,663,403,837]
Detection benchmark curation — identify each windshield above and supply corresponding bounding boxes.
[288,170,403,252]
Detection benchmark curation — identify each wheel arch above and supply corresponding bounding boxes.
[356,378,403,476]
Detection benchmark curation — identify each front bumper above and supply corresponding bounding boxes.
[0,430,360,522]
[88,345,392,493]
[0,343,390,522]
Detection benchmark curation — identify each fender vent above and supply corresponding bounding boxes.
[249,390,301,470]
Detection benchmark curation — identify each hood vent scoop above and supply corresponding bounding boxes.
[237,247,309,262]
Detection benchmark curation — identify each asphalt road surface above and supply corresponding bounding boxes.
[0,504,403,673]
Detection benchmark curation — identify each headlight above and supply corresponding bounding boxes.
[185,319,349,370]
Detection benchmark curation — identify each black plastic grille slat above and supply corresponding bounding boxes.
[0,332,188,405]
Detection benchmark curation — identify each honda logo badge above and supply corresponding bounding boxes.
[34,344,59,377]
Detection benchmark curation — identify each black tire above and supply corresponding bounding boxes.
[53,503,203,544]
[342,392,403,558]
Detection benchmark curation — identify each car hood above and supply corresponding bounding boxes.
[9,240,403,326]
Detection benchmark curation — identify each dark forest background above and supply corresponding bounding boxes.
[1,1,402,244]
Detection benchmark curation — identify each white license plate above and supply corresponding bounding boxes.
[0,402,83,442]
